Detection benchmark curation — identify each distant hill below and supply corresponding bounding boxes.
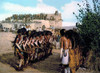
[62,26,77,30]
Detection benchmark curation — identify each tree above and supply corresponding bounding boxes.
[14,24,18,30]
[55,11,58,15]
[74,0,100,70]
[13,14,18,22]
[40,13,44,19]
[5,17,11,22]
[44,14,47,20]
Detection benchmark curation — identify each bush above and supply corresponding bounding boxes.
[74,0,100,71]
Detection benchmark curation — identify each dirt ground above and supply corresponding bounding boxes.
[0,32,98,73]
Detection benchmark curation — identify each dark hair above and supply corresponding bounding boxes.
[17,28,26,35]
[60,29,65,36]
[43,30,52,36]
[65,30,83,49]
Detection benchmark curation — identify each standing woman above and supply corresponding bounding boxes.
[60,29,70,73]
[65,30,76,73]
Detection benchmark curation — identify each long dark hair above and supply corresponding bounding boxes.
[65,30,82,49]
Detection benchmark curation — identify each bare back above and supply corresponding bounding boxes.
[61,36,69,50]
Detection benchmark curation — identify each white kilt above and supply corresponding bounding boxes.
[62,49,69,65]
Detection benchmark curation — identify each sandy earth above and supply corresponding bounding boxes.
[0,32,98,73]
[0,32,16,55]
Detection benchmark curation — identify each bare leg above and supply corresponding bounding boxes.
[19,59,24,68]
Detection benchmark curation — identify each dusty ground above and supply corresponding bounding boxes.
[0,32,98,73]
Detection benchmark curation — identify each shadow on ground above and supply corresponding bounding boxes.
[30,52,61,73]
[0,53,18,70]
[0,52,61,73]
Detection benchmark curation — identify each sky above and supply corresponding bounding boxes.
[0,0,92,26]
